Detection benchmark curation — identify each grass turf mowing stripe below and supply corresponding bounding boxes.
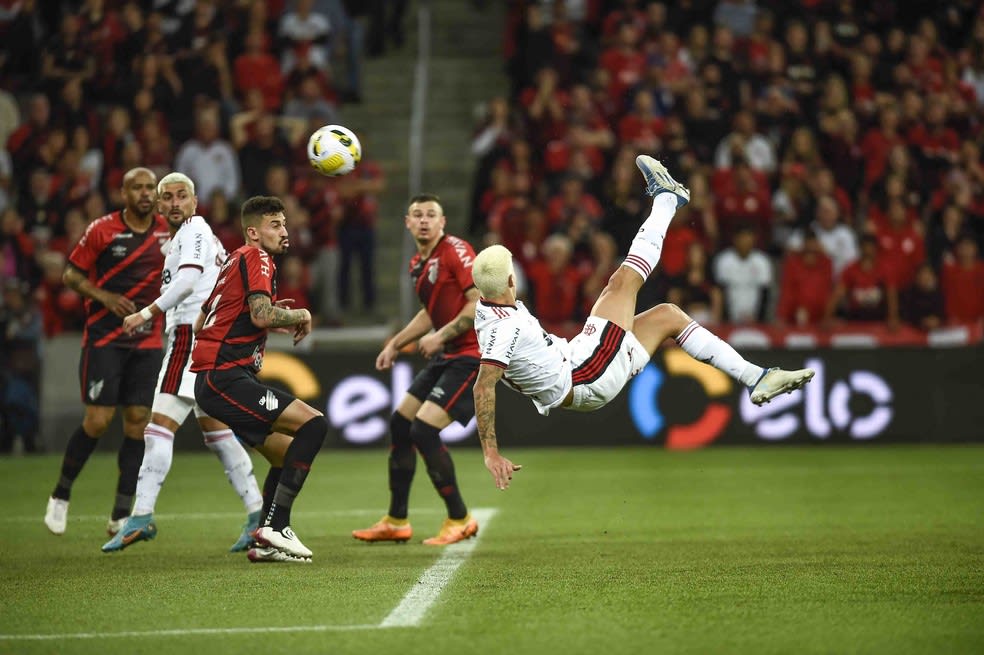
[381,508,498,628]
[1,508,445,523]
[0,624,380,641]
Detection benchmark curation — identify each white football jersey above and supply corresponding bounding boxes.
[474,299,572,416]
[160,215,225,333]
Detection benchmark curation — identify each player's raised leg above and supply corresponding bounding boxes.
[630,303,814,405]
[589,156,690,331]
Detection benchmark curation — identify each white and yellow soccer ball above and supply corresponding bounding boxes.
[307,124,362,176]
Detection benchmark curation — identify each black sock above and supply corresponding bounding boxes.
[410,419,467,520]
[267,417,328,531]
[113,437,144,520]
[387,413,416,519]
[52,426,100,501]
[259,466,282,524]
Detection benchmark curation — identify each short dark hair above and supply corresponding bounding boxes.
[241,196,285,232]
[409,193,441,206]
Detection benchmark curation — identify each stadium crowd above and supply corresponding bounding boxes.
[470,0,984,338]
[0,0,409,451]
[0,0,413,336]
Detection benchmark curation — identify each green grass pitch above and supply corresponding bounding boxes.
[2,445,982,654]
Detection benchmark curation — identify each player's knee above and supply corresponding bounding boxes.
[82,407,115,436]
[654,303,690,330]
[390,412,413,448]
[408,419,443,454]
[602,268,631,294]
[121,406,151,431]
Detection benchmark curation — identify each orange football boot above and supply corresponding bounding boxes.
[422,515,479,545]
[352,516,413,542]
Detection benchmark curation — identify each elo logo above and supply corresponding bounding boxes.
[740,357,893,440]
[628,349,733,449]
[629,353,896,447]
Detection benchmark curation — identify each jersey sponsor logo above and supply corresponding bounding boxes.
[112,232,134,239]
[506,327,520,358]
[88,379,104,401]
[448,236,474,268]
[259,389,279,411]
[484,327,497,355]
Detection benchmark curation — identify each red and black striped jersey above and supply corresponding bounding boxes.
[191,245,277,374]
[409,234,480,358]
[68,211,169,349]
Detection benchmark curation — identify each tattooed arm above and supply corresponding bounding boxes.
[474,363,521,489]
[418,287,480,358]
[248,293,312,344]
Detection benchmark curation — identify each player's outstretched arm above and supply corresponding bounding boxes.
[376,308,434,370]
[419,287,479,358]
[248,293,312,344]
[64,265,136,318]
[474,363,521,490]
[123,266,203,335]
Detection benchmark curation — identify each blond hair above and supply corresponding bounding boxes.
[472,244,515,297]
[157,172,196,196]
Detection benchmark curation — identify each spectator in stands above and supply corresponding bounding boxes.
[40,14,94,95]
[667,241,723,326]
[789,195,859,277]
[280,0,332,74]
[277,255,312,316]
[775,231,834,328]
[874,197,926,288]
[7,94,50,177]
[35,250,84,337]
[941,234,984,324]
[826,235,899,327]
[713,224,772,324]
[928,204,969,269]
[0,278,41,453]
[282,74,339,125]
[174,106,241,203]
[234,29,286,112]
[714,110,777,175]
[206,190,242,256]
[526,234,582,335]
[713,158,772,247]
[338,149,385,315]
[901,263,946,331]
[237,114,294,198]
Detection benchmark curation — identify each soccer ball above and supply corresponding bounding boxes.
[307,124,362,176]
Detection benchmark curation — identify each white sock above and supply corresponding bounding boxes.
[676,321,764,387]
[204,429,263,513]
[133,423,174,516]
[623,193,677,281]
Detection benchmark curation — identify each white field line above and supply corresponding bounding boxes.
[0,507,498,641]
[380,507,497,628]
[0,508,443,523]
